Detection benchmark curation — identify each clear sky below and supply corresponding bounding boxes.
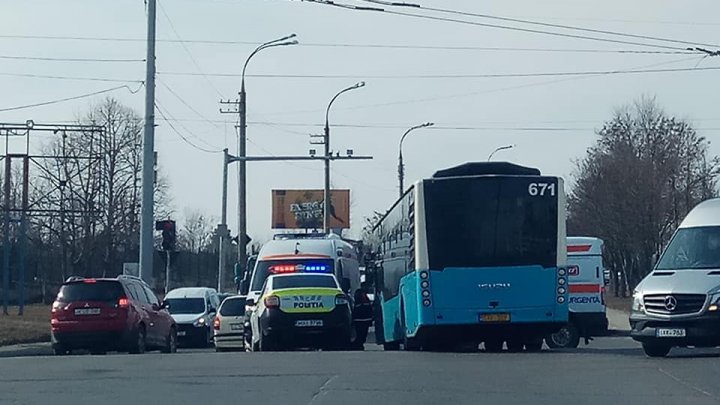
[2,0,719,244]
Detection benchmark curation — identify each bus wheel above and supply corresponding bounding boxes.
[484,339,503,353]
[383,341,401,351]
[400,304,421,351]
[546,323,580,349]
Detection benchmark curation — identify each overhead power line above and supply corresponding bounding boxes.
[0,34,699,54]
[359,0,720,49]
[157,0,226,99]
[154,101,222,154]
[0,55,144,63]
[0,72,143,83]
[301,0,700,52]
[157,78,223,129]
[158,65,720,80]
[0,84,144,113]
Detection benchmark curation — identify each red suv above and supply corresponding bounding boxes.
[51,275,177,355]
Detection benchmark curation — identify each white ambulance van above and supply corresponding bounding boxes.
[546,237,609,348]
[239,233,361,348]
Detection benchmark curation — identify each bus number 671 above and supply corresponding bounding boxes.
[528,182,556,197]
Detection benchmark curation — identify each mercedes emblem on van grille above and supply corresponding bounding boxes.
[664,295,678,311]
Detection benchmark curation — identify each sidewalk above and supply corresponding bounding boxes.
[607,307,630,332]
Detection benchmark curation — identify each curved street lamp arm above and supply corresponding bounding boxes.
[241,34,298,90]
[325,82,365,126]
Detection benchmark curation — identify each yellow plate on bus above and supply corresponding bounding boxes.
[480,313,510,322]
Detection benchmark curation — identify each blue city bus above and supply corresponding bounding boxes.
[371,162,568,352]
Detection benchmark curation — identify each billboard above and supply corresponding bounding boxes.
[272,189,350,229]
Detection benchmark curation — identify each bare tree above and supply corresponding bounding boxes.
[568,97,719,294]
[179,209,215,254]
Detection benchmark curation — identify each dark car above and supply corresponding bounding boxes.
[50,275,177,355]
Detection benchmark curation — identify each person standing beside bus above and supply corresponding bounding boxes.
[352,282,373,350]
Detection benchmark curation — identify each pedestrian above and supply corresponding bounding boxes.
[352,281,373,350]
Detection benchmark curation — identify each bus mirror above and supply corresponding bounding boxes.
[337,248,344,257]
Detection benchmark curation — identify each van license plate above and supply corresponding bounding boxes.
[74,308,100,315]
[177,331,187,337]
[656,328,686,338]
[230,323,242,331]
[295,320,323,327]
[480,313,510,322]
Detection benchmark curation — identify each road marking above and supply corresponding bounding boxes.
[658,368,716,399]
[308,374,338,404]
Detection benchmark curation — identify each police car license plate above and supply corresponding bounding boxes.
[656,328,686,338]
[295,320,323,327]
[479,313,510,322]
[74,308,100,315]
[177,331,187,336]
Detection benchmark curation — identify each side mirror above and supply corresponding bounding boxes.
[160,300,170,310]
[152,303,161,311]
[245,298,256,307]
[240,280,250,296]
[341,278,352,294]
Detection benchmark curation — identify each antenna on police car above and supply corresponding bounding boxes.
[294,242,300,255]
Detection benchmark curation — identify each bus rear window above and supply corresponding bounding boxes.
[424,176,558,270]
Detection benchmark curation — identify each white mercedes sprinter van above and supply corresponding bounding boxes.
[630,198,720,357]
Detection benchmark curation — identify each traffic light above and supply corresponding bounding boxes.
[155,220,176,251]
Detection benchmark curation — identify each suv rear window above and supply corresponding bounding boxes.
[219,298,246,316]
[56,281,125,303]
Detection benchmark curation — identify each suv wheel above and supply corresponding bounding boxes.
[162,327,177,354]
[129,326,147,354]
[642,342,671,358]
[53,345,69,356]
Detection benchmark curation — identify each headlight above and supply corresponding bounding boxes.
[708,293,720,312]
[193,317,207,328]
[632,292,644,312]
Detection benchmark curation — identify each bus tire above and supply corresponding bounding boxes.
[545,323,580,349]
[400,303,421,351]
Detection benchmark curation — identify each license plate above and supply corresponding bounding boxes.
[177,331,187,337]
[74,308,100,316]
[295,320,323,327]
[656,328,686,338]
[230,323,243,331]
[480,313,511,322]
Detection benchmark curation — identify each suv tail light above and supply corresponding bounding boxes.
[213,316,221,330]
[118,297,130,309]
[51,301,65,314]
[264,295,280,308]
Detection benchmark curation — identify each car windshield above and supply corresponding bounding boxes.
[219,298,246,316]
[656,226,720,270]
[56,281,125,303]
[251,258,335,291]
[271,275,338,290]
[166,298,206,314]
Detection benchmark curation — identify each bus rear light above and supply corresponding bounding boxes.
[558,268,567,277]
[422,290,431,298]
[421,280,429,289]
[264,295,280,308]
[423,299,431,307]
[557,287,566,295]
[558,278,566,286]
[420,271,429,280]
[557,296,566,304]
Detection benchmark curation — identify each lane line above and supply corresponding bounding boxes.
[658,367,716,399]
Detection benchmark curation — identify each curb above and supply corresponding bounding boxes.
[0,342,52,358]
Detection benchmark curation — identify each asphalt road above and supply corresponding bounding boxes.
[2,337,720,405]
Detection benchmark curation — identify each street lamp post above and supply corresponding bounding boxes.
[398,122,434,198]
[227,34,297,291]
[323,82,365,233]
[488,144,515,161]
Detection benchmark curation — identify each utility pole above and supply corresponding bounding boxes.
[140,0,157,284]
[217,148,230,293]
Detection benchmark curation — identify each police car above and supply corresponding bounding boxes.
[248,273,352,351]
